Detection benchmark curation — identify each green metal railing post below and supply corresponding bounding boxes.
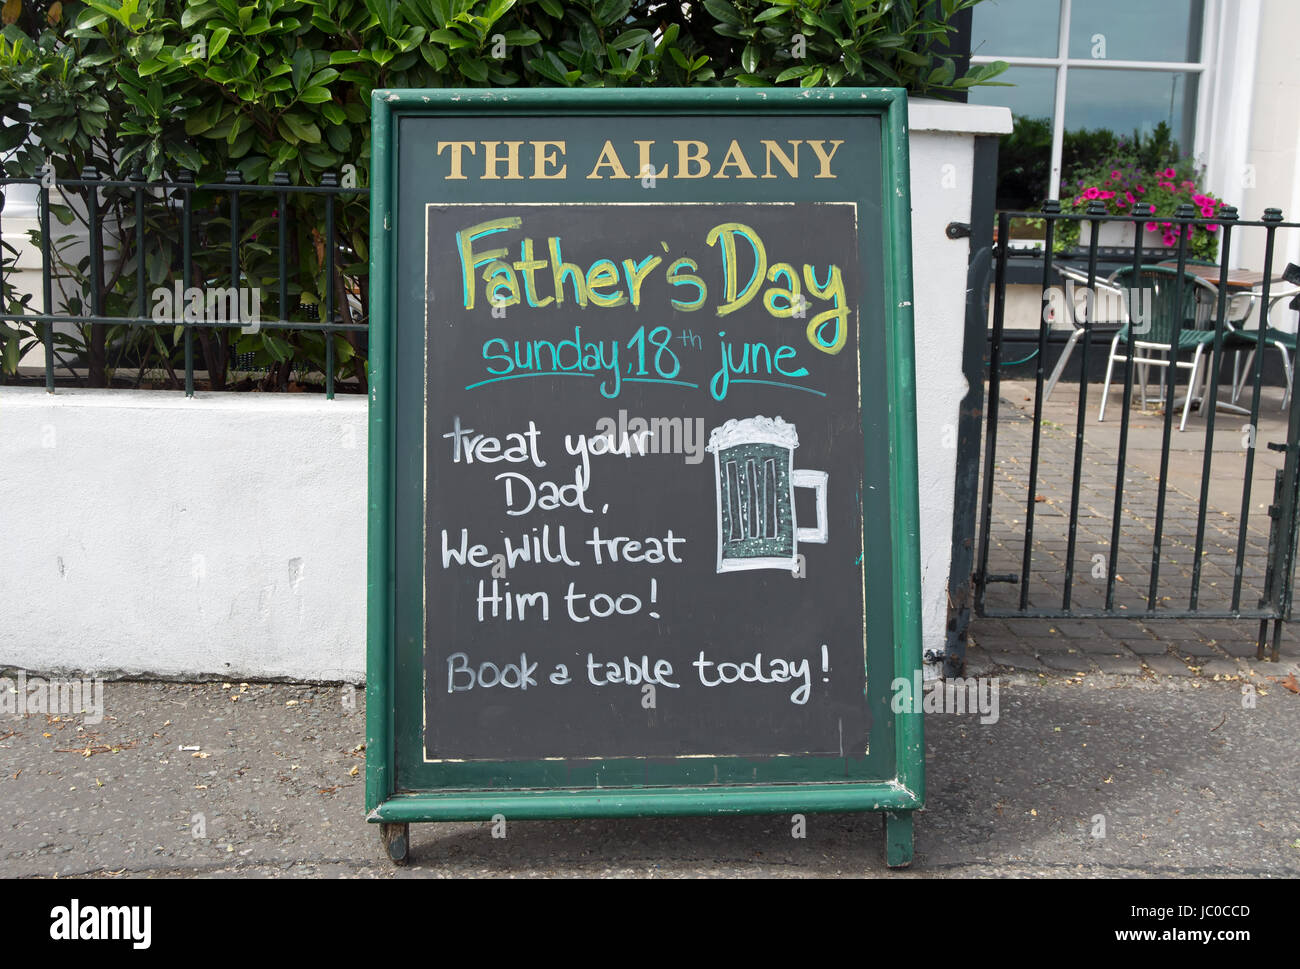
[179,171,195,397]
[323,171,338,400]
[40,167,55,393]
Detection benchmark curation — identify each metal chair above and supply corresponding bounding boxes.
[1099,266,1237,431]
[1227,286,1300,410]
[1044,265,1129,403]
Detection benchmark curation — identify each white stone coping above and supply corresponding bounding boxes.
[0,386,366,414]
[908,98,1013,136]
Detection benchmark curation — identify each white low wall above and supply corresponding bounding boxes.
[0,101,1010,682]
[908,101,1013,673]
[0,390,368,680]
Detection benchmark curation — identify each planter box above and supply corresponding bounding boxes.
[1079,220,1137,248]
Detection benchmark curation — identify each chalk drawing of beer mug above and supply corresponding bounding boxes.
[705,415,828,575]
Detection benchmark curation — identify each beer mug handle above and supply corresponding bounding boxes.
[792,469,828,544]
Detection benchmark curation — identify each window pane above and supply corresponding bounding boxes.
[1068,0,1203,62]
[969,66,1057,209]
[971,0,1060,58]
[1064,68,1198,157]
[968,65,1057,123]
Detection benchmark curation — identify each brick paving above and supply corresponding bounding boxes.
[967,376,1300,680]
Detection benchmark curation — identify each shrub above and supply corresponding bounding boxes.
[1,0,1006,389]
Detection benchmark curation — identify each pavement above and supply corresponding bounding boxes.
[2,666,1297,878]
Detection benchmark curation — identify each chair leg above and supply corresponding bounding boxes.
[1099,334,1121,423]
[1043,327,1082,404]
[1181,348,1203,432]
[1277,343,1292,411]
[1235,348,1256,404]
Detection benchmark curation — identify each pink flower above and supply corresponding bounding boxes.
[1135,184,1145,193]
[1200,205,1214,218]
[1206,223,1218,233]
[1098,190,1115,199]
[1163,233,1176,246]
[1146,222,1157,232]
[1160,167,1176,179]
[1083,186,1101,199]
[1126,191,1137,204]
[1111,169,1122,178]
[1182,180,1195,189]
[1158,181,1176,191]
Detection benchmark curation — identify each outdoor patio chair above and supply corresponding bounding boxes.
[1226,286,1300,410]
[1043,264,1129,402]
[1099,265,1243,432]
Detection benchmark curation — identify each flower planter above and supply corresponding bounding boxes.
[1078,220,1137,248]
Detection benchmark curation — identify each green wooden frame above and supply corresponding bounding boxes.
[366,88,922,856]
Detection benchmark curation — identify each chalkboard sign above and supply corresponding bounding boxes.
[367,89,923,868]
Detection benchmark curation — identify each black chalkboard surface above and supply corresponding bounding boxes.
[368,89,923,868]
[423,202,866,761]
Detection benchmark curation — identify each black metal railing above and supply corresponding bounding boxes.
[0,168,369,398]
[975,201,1300,659]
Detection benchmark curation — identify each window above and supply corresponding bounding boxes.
[968,0,1207,208]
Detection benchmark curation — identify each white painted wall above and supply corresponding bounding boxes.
[908,102,1012,676]
[1238,0,1300,274]
[0,102,1010,682]
[0,390,368,680]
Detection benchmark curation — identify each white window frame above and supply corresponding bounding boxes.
[970,0,1216,200]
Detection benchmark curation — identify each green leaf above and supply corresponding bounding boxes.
[291,47,313,91]
[298,85,333,103]
[3,330,19,375]
[208,26,230,60]
[279,113,321,144]
[267,334,293,361]
[611,28,649,49]
[459,57,488,82]
[702,0,743,27]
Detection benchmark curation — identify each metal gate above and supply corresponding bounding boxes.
[972,201,1300,663]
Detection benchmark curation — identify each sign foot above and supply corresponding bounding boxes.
[381,822,410,865]
[883,811,913,869]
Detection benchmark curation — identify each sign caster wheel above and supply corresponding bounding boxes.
[381,822,410,865]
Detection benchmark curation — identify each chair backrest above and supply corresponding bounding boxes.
[1055,265,1129,327]
[1266,288,1300,336]
[1109,265,1218,346]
